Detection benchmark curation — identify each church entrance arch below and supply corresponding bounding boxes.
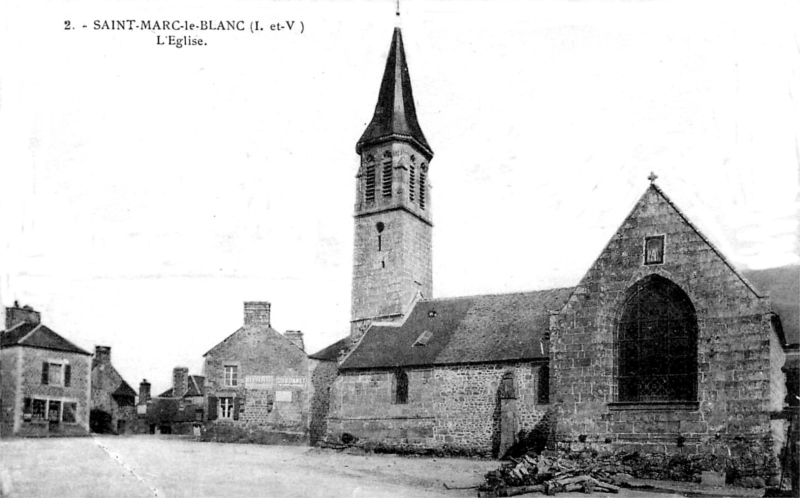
[617,275,698,403]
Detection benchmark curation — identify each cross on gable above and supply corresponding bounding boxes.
[648,172,658,183]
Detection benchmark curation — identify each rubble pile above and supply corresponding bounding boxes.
[480,452,622,496]
[479,449,764,496]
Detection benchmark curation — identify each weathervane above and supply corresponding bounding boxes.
[648,171,658,183]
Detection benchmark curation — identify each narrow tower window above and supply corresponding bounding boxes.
[365,163,377,203]
[419,169,426,210]
[409,163,416,202]
[376,222,385,252]
[382,160,392,197]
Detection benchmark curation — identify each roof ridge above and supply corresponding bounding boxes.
[423,286,576,303]
[1,322,26,334]
[17,324,42,344]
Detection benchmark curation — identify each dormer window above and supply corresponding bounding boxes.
[413,330,433,347]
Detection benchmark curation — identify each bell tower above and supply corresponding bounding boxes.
[351,26,433,339]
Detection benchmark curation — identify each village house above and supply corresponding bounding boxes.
[137,368,205,435]
[317,24,796,478]
[1,303,92,437]
[89,345,137,434]
[203,302,311,436]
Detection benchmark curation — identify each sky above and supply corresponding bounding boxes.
[1,0,798,396]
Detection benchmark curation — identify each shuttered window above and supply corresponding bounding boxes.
[207,396,218,420]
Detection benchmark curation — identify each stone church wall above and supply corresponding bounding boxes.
[551,187,784,476]
[327,361,549,454]
[308,359,339,444]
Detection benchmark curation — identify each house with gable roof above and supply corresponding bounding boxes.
[90,345,138,434]
[1,303,92,437]
[203,302,311,434]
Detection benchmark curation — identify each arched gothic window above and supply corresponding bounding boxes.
[617,275,698,403]
[394,370,408,405]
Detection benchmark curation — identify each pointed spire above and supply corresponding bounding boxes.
[357,28,433,157]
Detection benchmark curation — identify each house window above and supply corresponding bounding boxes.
[394,370,408,405]
[224,365,238,387]
[219,397,234,419]
[41,361,70,387]
[644,235,665,265]
[617,275,698,403]
[31,399,47,421]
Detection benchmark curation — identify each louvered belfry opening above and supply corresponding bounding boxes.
[365,162,377,203]
[382,160,392,197]
[419,170,426,209]
[617,275,698,403]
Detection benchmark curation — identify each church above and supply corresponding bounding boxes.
[315,22,795,476]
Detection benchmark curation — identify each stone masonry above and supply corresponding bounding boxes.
[90,345,137,434]
[1,346,91,437]
[351,142,433,339]
[204,302,310,433]
[551,185,786,473]
[327,362,550,454]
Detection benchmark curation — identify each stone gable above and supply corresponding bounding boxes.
[204,322,309,433]
[551,184,784,471]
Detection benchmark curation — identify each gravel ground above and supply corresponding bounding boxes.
[0,436,688,498]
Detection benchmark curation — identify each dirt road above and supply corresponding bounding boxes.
[0,436,686,498]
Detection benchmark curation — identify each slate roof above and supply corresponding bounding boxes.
[1,322,91,355]
[112,380,137,398]
[309,337,351,361]
[157,375,205,399]
[185,375,205,397]
[204,325,305,357]
[742,265,800,346]
[340,288,573,370]
[356,27,432,157]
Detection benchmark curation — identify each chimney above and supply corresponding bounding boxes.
[284,330,305,351]
[139,379,151,404]
[244,301,271,327]
[173,367,189,398]
[5,303,41,330]
[94,346,111,365]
